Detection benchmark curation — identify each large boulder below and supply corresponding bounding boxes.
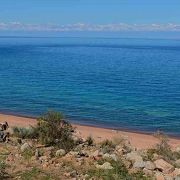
[56,149,66,157]
[154,159,174,174]
[103,153,117,161]
[143,168,153,176]
[96,162,113,170]
[20,143,31,152]
[145,161,155,170]
[126,151,143,162]
[133,160,145,169]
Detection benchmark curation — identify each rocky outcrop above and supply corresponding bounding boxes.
[154,159,174,174]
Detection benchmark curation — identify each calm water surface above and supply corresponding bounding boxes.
[0,37,180,136]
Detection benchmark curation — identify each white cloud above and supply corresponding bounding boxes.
[0,22,180,32]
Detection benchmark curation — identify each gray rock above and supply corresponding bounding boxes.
[145,161,155,170]
[96,162,113,170]
[133,160,145,169]
[175,159,180,167]
[143,168,153,176]
[20,143,31,152]
[126,151,143,162]
[175,176,180,180]
[70,170,77,177]
[103,153,117,161]
[91,150,102,158]
[56,149,66,157]
[35,149,40,159]
[176,146,180,153]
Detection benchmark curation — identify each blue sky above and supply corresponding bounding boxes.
[0,0,180,37]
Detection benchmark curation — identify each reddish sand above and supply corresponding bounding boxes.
[0,113,179,149]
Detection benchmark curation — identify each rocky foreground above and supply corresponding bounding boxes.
[0,129,180,180]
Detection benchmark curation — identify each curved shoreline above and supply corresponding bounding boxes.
[0,113,180,150]
[1,111,180,139]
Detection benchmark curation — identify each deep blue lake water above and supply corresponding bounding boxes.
[0,37,180,136]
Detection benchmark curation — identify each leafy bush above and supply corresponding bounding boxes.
[34,111,75,151]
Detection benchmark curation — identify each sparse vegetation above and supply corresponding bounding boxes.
[0,161,7,179]
[152,131,180,163]
[12,126,38,139]
[2,112,180,179]
[88,159,148,180]
[21,149,34,162]
[13,111,75,152]
[86,136,94,146]
[18,167,51,180]
[100,139,116,153]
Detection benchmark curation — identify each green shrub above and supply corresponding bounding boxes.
[12,126,38,139]
[34,111,75,151]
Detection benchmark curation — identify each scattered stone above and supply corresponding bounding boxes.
[154,159,174,174]
[175,176,180,180]
[92,150,100,157]
[55,149,66,157]
[103,153,117,161]
[143,168,153,176]
[68,151,79,156]
[153,153,161,161]
[43,146,54,157]
[122,159,132,169]
[20,142,31,152]
[175,159,180,167]
[35,149,40,160]
[155,172,165,180]
[172,168,180,177]
[126,151,143,162]
[115,146,125,155]
[175,146,180,153]
[70,170,77,177]
[133,160,145,169]
[96,162,113,170]
[145,161,155,170]
[6,153,14,162]
[164,175,173,180]
[91,150,102,160]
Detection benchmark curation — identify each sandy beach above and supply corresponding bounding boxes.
[0,113,179,150]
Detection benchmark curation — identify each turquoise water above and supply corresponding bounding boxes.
[0,37,180,136]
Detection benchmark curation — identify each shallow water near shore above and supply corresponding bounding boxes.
[0,37,180,136]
